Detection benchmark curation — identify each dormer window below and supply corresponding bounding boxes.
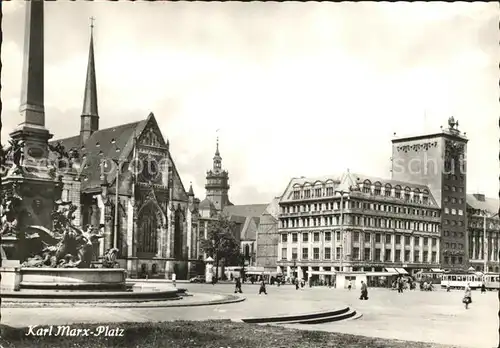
[111,138,116,144]
[96,142,100,147]
[99,151,103,156]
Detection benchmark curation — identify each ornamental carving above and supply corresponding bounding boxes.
[142,186,158,205]
[137,153,165,185]
[140,127,162,148]
[396,141,438,153]
[444,140,465,160]
[444,140,465,171]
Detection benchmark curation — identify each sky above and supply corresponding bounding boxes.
[2,2,499,204]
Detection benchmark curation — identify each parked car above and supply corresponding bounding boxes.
[189,275,206,283]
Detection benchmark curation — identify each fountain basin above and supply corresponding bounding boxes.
[1,267,127,292]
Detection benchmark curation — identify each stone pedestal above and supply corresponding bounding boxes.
[1,173,60,262]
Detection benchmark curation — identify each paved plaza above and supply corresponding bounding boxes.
[2,282,498,348]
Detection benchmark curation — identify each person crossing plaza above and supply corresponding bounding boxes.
[359,280,369,300]
[258,278,268,295]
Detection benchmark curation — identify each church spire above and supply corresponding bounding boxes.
[80,17,99,145]
[215,136,220,156]
[213,136,222,173]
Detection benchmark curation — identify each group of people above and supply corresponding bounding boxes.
[232,276,267,295]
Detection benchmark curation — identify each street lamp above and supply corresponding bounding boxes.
[111,157,123,251]
[335,188,350,272]
[483,210,499,273]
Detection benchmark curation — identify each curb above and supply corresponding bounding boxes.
[1,293,246,309]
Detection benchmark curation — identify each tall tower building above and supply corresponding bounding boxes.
[391,117,468,270]
[204,137,232,212]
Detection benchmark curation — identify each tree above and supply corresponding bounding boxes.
[199,214,240,282]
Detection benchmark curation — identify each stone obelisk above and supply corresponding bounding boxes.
[10,0,52,158]
[3,1,61,263]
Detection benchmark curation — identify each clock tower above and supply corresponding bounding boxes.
[204,137,232,212]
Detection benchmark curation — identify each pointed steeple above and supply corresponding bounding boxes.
[215,136,220,156]
[213,136,222,173]
[80,17,99,145]
[188,182,195,196]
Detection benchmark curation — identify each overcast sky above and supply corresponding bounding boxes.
[2,2,499,204]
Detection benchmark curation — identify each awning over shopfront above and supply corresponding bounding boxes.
[306,271,337,275]
[385,268,397,273]
[431,269,444,273]
[366,272,397,277]
[395,268,409,275]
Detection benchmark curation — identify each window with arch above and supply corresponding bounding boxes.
[137,204,159,254]
[404,187,411,201]
[413,188,420,203]
[362,180,371,194]
[374,182,382,195]
[394,185,402,199]
[384,184,392,197]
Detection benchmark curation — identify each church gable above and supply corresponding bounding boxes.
[137,113,168,149]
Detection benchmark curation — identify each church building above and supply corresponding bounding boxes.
[51,23,201,279]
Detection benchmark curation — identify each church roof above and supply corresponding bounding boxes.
[51,119,147,191]
[199,197,216,211]
[222,204,269,242]
[222,204,268,218]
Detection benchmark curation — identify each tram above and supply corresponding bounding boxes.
[483,273,500,290]
[440,271,482,290]
[415,270,444,285]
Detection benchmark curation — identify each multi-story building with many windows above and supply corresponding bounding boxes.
[466,193,500,273]
[276,171,442,280]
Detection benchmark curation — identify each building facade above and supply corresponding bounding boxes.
[276,171,442,280]
[466,193,500,273]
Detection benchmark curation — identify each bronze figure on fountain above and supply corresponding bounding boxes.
[0,142,118,269]
[21,201,106,268]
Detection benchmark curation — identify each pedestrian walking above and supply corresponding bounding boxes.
[234,277,243,294]
[398,278,404,293]
[348,280,352,291]
[446,280,451,292]
[463,283,472,309]
[481,282,486,294]
[258,279,267,295]
[359,280,369,300]
[295,278,299,290]
[171,272,176,288]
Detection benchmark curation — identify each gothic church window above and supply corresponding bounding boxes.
[137,204,159,254]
